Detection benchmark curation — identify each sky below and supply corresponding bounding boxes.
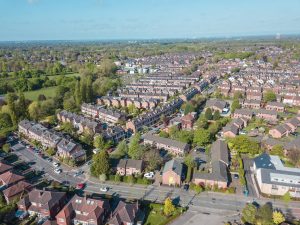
[0,0,300,41]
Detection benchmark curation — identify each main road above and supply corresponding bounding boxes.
[15,146,300,219]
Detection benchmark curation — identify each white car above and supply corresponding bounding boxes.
[144,172,154,178]
[53,162,60,167]
[100,187,109,192]
[54,168,62,174]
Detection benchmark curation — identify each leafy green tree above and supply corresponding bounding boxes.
[93,135,105,149]
[91,150,110,176]
[128,133,143,159]
[115,140,128,156]
[6,93,18,125]
[231,98,241,113]
[0,113,13,129]
[273,211,285,225]
[97,58,117,77]
[213,110,221,120]
[2,143,10,153]
[205,108,213,120]
[271,144,284,158]
[74,80,82,106]
[282,191,291,204]
[256,203,273,225]
[184,155,196,168]
[80,79,87,103]
[228,135,260,155]
[241,203,257,225]
[28,101,41,121]
[17,91,27,119]
[183,103,195,115]
[164,198,175,216]
[86,76,93,103]
[264,90,277,102]
[196,116,208,129]
[193,128,211,146]
[176,130,194,144]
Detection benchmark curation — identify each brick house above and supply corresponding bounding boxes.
[2,180,32,203]
[56,138,86,162]
[143,133,189,156]
[180,112,196,130]
[232,109,253,120]
[115,159,144,176]
[107,201,141,225]
[0,171,25,189]
[162,159,184,186]
[265,102,285,112]
[18,189,67,219]
[255,109,278,122]
[269,125,289,139]
[56,195,110,225]
[192,140,229,189]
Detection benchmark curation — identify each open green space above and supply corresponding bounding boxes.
[144,203,182,225]
[24,86,58,101]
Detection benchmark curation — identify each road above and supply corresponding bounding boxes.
[14,146,300,219]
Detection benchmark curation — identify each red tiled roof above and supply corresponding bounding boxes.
[3,180,31,198]
[0,171,24,186]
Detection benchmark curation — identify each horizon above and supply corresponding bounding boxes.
[1,0,300,41]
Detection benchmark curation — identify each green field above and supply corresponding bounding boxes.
[24,86,58,101]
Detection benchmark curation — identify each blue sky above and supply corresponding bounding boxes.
[0,0,300,41]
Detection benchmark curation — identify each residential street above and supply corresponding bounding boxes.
[15,146,300,219]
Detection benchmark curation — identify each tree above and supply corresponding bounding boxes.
[273,211,285,225]
[46,147,56,156]
[28,101,41,121]
[256,203,273,225]
[159,130,169,138]
[115,140,128,156]
[97,58,117,77]
[213,110,221,120]
[2,143,10,153]
[17,91,27,119]
[93,135,105,150]
[264,90,277,102]
[241,203,257,225]
[228,135,260,155]
[282,191,291,204]
[193,128,211,146]
[85,76,93,103]
[183,103,195,115]
[128,133,143,159]
[74,80,82,106]
[91,150,110,177]
[271,144,284,158]
[163,197,175,216]
[196,116,208,129]
[143,148,162,171]
[231,98,241,113]
[80,79,87,103]
[204,108,213,120]
[184,155,196,168]
[0,113,13,129]
[6,93,18,125]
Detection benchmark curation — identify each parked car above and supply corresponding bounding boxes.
[46,157,52,163]
[53,162,60,167]
[233,174,239,179]
[100,187,109,192]
[183,184,189,191]
[144,172,154,178]
[54,168,62,174]
[73,170,84,177]
[76,183,85,190]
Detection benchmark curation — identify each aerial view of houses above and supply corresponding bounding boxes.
[1,1,300,225]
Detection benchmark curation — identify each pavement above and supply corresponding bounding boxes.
[11,140,300,219]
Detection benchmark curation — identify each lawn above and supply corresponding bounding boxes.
[24,86,58,101]
[143,203,183,225]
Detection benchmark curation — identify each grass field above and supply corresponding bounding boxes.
[24,86,58,101]
[143,203,182,225]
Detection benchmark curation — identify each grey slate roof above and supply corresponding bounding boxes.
[163,159,183,176]
[143,133,189,151]
[211,140,229,166]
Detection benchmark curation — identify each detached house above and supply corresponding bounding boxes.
[162,159,185,186]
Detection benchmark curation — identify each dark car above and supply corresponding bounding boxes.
[233,174,239,179]
[183,184,189,191]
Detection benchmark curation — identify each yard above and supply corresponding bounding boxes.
[143,203,183,225]
[24,86,58,101]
